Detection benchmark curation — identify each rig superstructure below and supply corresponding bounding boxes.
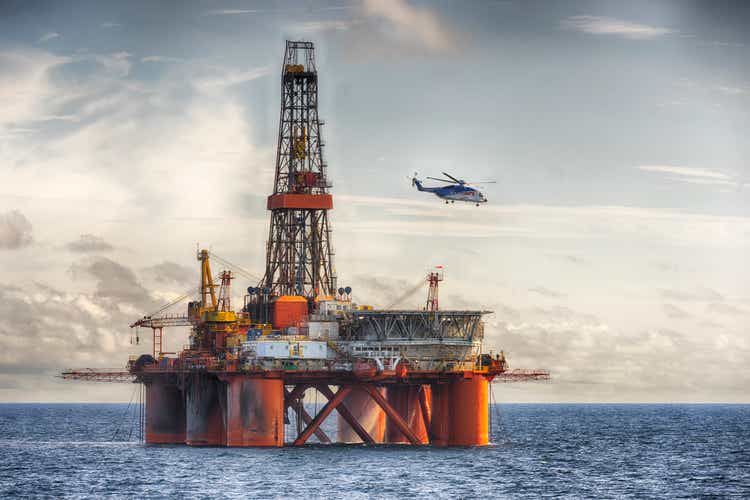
[62,41,549,447]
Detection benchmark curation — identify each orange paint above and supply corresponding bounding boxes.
[385,385,430,444]
[225,377,284,447]
[428,383,451,446]
[267,194,333,210]
[337,386,386,443]
[430,376,489,446]
[273,296,308,329]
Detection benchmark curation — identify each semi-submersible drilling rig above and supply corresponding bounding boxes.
[62,41,549,447]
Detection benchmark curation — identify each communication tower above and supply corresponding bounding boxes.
[426,266,444,311]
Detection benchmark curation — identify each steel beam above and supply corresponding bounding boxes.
[418,386,431,432]
[292,385,351,446]
[316,384,375,445]
[361,385,422,445]
[284,387,331,444]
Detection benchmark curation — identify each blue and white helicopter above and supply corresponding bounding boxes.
[411,172,495,206]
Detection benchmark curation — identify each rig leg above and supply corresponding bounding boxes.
[384,385,430,444]
[430,376,489,446]
[225,377,284,447]
[429,382,450,446]
[186,374,226,446]
[145,379,185,444]
[449,376,489,446]
[363,385,422,445]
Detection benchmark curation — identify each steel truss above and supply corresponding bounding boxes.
[344,310,488,341]
[264,41,335,297]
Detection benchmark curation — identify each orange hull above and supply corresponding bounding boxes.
[225,377,284,447]
[145,380,186,445]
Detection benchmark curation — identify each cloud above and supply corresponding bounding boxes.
[194,66,271,92]
[663,303,691,319]
[143,261,195,286]
[70,256,150,306]
[636,165,731,181]
[94,51,132,77]
[205,9,264,16]
[37,32,60,44]
[141,55,183,64]
[714,85,747,96]
[100,23,122,28]
[485,303,750,401]
[635,165,737,188]
[561,16,673,39]
[528,286,566,298]
[0,210,33,249]
[359,0,462,54]
[290,20,358,33]
[707,302,745,316]
[0,49,71,127]
[66,234,114,253]
[659,287,724,302]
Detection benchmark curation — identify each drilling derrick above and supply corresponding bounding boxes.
[264,41,335,299]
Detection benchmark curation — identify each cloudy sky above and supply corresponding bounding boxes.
[0,0,748,402]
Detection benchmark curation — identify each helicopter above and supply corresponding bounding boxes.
[411,172,495,206]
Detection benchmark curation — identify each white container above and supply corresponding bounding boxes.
[308,321,339,340]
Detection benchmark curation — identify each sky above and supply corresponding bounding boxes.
[0,0,748,403]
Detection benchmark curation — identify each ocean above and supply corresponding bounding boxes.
[1,403,748,498]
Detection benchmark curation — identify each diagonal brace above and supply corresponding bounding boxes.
[362,385,422,445]
[284,384,310,408]
[293,386,351,446]
[285,388,331,444]
[418,385,431,439]
[316,385,375,445]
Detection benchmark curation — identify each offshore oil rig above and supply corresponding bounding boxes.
[62,41,549,447]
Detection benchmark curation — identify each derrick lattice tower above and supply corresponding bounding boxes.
[263,40,335,299]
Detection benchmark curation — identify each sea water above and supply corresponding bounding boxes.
[1,403,748,498]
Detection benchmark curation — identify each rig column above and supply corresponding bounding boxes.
[430,376,489,446]
[225,377,285,447]
[186,374,226,446]
[145,378,186,444]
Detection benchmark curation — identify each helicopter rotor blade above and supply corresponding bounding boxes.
[426,176,455,183]
[441,172,463,184]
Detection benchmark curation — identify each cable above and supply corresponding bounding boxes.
[211,253,264,283]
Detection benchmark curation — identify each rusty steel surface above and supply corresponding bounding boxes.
[185,375,226,446]
[225,377,284,447]
[145,380,186,444]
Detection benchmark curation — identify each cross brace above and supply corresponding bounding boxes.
[293,385,351,446]
[361,385,422,445]
[284,387,330,444]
